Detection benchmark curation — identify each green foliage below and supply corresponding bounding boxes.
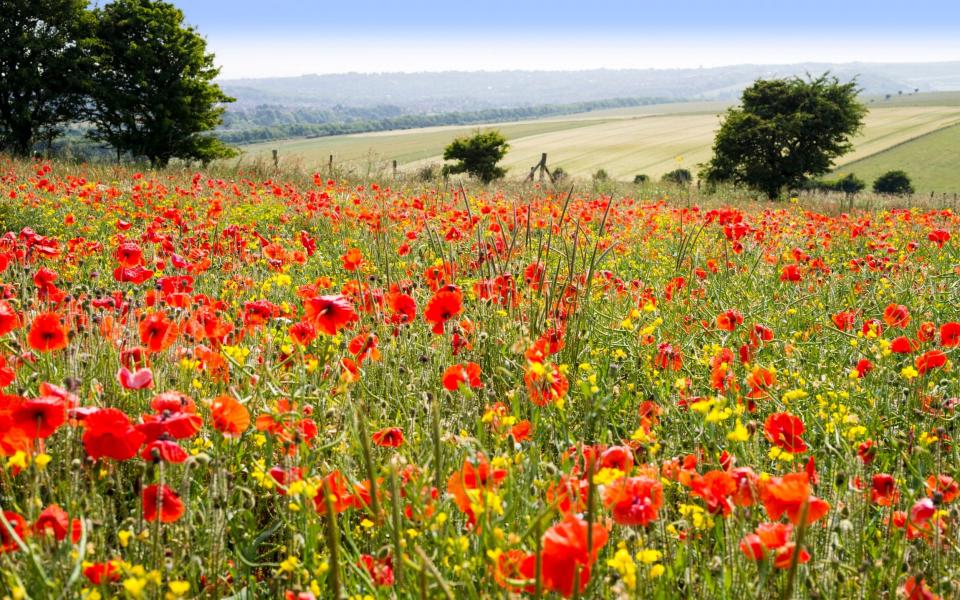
[87,0,235,167]
[441,130,509,183]
[0,0,94,156]
[552,167,567,182]
[701,74,867,199]
[633,174,650,185]
[592,168,609,181]
[872,170,915,195]
[662,168,692,186]
[806,173,866,195]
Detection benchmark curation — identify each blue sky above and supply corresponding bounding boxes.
[167,0,960,78]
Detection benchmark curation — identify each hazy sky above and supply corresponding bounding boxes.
[168,0,960,79]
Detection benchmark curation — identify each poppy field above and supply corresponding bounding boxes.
[1,161,959,600]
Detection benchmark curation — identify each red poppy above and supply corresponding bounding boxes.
[883,304,911,328]
[779,264,802,282]
[303,294,358,336]
[890,336,915,354]
[855,358,873,378]
[372,427,404,448]
[442,362,483,391]
[534,514,608,598]
[359,554,394,586]
[926,474,959,503]
[341,248,364,271]
[716,309,744,331]
[210,395,250,438]
[447,455,508,528]
[916,350,947,374]
[12,397,67,439]
[84,562,121,584]
[27,312,68,352]
[602,476,663,526]
[940,322,960,347]
[313,470,357,514]
[690,470,737,515]
[903,576,941,600]
[289,321,317,346]
[34,505,69,541]
[386,291,417,326]
[831,310,858,331]
[871,473,899,506]
[0,511,28,553]
[764,412,807,454]
[655,343,683,370]
[746,367,776,399]
[142,484,185,523]
[81,408,145,461]
[139,312,178,352]
[760,472,829,525]
[524,361,569,406]
[140,440,189,463]
[928,229,950,248]
[424,288,463,335]
[0,301,21,336]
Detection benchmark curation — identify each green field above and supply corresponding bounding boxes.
[238,93,960,189]
[833,124,960,194]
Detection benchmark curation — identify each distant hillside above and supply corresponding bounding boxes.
[219,62,960,112]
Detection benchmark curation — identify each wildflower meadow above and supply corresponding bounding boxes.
[0,159,958,599]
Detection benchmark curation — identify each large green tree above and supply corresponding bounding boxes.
[0,0,94,156]
[701,74,867,199]
[442,130,509,183]
[88,0,236,167]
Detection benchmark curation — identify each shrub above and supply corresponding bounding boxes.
[662,168,692,186]
[873,170,914,195]
[633,174,650,184]
[592,168,609,182]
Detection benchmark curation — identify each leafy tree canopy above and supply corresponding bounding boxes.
[701,74,867,199]
[441,130,509,184]
[88,0,236,167]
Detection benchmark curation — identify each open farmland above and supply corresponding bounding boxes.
[0,158,959,598]
[240,94,960,189]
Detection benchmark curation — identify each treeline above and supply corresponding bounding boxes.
[217,97,674,145]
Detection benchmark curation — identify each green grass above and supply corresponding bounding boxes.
[833,124,960,194]
[234,93,960,185]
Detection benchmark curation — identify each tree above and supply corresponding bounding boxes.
[592,168,609,182]
[873,170,914,195]
[441,130,509,183]
[0,0,94,156]
[700,74,867,200]
[88,0,236,167]
[633,174,650,185]
[662,168,692,186]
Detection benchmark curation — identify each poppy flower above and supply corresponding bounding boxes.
[779,264,802,282]
[831,310,858,331]
[372,427,404,448]
[690,470,737,515]
[0,511,28,553]
[442,362,483,391]
[447,455,508,528]
[341,248,364,272]
[510,420,532,443]
[926,474,959,503]
[871,474,899,506]
[142,484,185,523]
[113,265,154,284]
[524,361,569,407]
[916,350,947,375]
[0,301,21,336]
[139,312,178,352]
[140,439,189,463]
[117,366,153,390]
[940,322,960,347]
[12,397,67,439]
[535,513,609,598]
[602,476,663,526]
[289,321,317,346]
[313,470,357,514]
[740,521,802,567]
[903,577,941,600]
[890,336,915,354]
[760,472,829,525]
[716,309,743,331]
[928,229,950,248]
[855,358,873,378]
[210,395,250,438]
[34,505,69,541]
[303,294,358,336]
[359,554,394,586]
[386,291,417,325]
[424,288,463,335]
[746,367,776,399]
[763,412,807,454]
[81,408,145,461]
[883,304,911,328]
[27,312,68,352]
[84,562,121,584]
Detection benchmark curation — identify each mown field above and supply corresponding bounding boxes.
[0,157,958,599]
[239,93,960,191]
